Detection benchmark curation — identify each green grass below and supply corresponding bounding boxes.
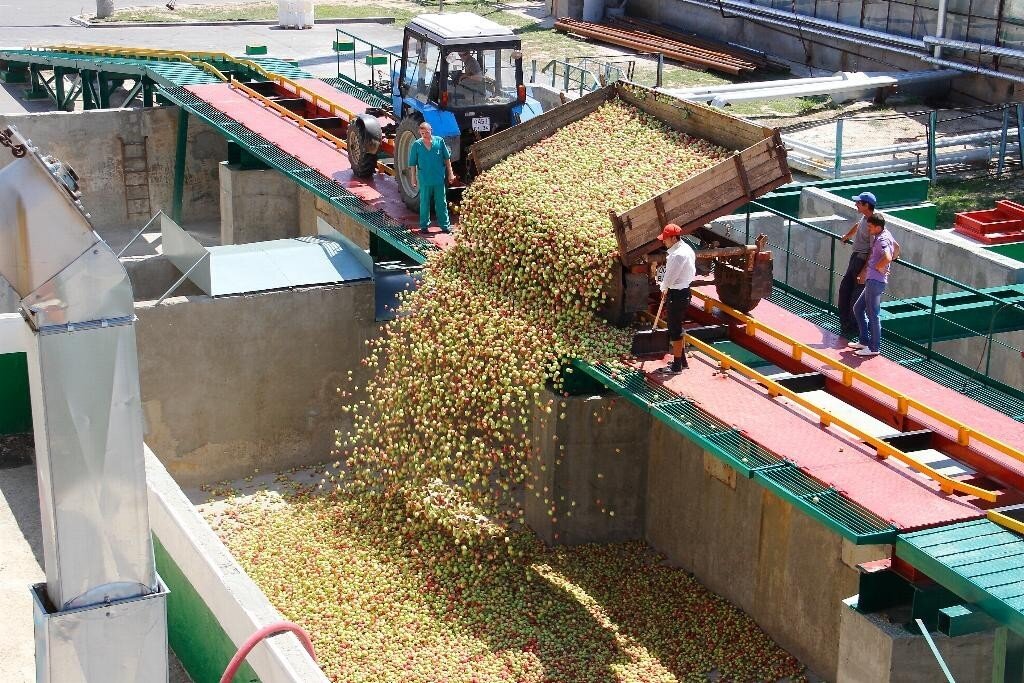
[97,1,420,23]
[929,173,1024,229]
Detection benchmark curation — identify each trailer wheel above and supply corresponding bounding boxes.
[394,115,422,211]
[347,114,381,179]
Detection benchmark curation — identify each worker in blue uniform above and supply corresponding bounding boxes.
[408,121,455,235]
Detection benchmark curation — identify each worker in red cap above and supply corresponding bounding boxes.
[657,223,697,374]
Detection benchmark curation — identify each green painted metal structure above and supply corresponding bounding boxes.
[0,353,32,435]
[744,172,937,229]
[154,536,261,683]
[880,284,1024,343]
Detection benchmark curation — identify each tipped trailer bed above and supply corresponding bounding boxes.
[470,81,792,320]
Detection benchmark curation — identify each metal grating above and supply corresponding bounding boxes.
[575,360,897,544]
[322,76,391,110]
[757,463,895,541]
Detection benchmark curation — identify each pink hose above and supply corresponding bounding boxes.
[220,621,317,683]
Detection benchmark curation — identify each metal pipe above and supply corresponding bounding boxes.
[675,0,926,50]
[933,0,948,60]
[925,35,1024,62]
[785,126,1019,161]
[920,55,1024,85]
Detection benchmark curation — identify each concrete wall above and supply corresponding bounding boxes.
[0,107,225,230]
[219,163,299,245]
[135,283,375,487]
[526,391,890,679]
[799,187,1024,292]
[527,393,650,545]
[836,603,995,682]
[622,0,1017,105]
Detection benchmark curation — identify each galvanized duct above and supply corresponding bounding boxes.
[0,126,167,682]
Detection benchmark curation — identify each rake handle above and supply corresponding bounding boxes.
[652,289,667,331]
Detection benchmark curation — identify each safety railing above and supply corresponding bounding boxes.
[690,288,1024,471]
[730,200,1024,407]
[334,27,400,95]
[783,102,1024,180]
[42,43,372,138]
[683,329,1000,502]
[534,59,611,96]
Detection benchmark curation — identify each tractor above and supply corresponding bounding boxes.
[346,12,546,209]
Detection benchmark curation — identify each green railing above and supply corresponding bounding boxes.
[733,201,1024,414]
[334,28,400,96]
[534,59,616,96]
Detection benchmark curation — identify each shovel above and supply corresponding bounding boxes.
[631,290,670,356]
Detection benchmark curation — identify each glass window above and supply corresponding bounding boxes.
[403,35,441,103]
[447,48,518,107]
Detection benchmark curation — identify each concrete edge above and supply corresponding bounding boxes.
[0,313,30,355]
[145,447,329,683]
[69,16,395,28]
[801,186,1024,275]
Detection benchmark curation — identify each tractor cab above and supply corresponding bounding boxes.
[390,13,543,208]
[345,13,547,210]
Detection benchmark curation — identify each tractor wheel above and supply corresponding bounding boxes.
[394,115,422,211]
[347,114,381,179]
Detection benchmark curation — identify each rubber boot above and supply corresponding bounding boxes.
[670,339,687,372]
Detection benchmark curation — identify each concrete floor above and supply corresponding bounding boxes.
[0,458,193,683]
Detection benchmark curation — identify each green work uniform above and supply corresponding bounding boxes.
[408,137,451,230]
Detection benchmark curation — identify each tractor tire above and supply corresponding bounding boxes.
[394,115,422,211]
[347,114,380,179]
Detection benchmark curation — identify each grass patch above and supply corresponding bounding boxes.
[96,1,421,23]
[930,173,1024,229]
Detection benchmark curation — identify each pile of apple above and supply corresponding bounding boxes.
[205,100,808,680]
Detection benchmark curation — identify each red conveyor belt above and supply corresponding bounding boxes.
[184,81,457,246]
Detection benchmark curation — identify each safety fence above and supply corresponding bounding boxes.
[782,102,1024,180]
[730,201,1024,418]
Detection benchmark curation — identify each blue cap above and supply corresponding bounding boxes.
[851,191,877,208]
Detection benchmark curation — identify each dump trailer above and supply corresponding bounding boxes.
[470,81,791,319]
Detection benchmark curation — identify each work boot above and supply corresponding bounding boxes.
[670,356,687,373]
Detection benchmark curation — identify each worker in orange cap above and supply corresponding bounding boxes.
[657,223,697,374]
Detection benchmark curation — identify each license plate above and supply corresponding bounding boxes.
[471,116,491,132]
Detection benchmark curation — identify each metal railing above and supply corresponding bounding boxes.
[730,200,1024,406]
[690,288,1024,470]
[784,102,1024,180]
[534,59,611,95]
[334,27,400,95]
[685,330,1000,500]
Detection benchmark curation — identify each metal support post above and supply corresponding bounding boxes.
[54,68,65,110]
[927,278,939,358]
[656,52,664,88]
[827,236,836,306]
[833,118,844,179]
[998,107,1010,177]
[143,80,154,107]
[81,70,95,110]
[928,111,938,181]
[1018,103,1024,167]
[98,71,111,109]
[531,59,537,83]
[993,627,1024,683]
[171,108,189,223]
[24,65,49,100]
